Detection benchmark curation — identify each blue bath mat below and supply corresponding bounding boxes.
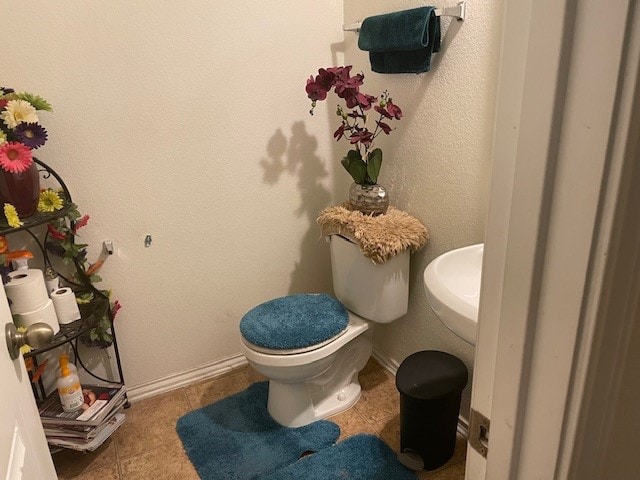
[176,382,340,480]
[263,434,418,480]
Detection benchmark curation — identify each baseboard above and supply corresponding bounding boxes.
[372,346,469,439]
[127,346,470,440]
[126,353,248,403]
[371,345,402,373]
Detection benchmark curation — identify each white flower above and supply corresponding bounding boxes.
[1,100,39,129]
[0,131,6,145]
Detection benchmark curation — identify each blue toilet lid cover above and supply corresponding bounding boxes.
[240,293,349,350]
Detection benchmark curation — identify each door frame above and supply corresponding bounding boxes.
[468,0,640,478]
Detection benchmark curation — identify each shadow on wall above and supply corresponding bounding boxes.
[260,122,332,295]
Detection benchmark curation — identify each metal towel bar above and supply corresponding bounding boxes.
[343,1,466,33]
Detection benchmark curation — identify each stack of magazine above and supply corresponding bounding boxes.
[38,383,127,452]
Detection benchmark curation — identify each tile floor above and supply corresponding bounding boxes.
[53,359,466,480]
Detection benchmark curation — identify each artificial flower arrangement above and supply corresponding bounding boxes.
[306,66,403,186]
[46,209,122,347]
[0,87,65,227]
[0,86,121,348]
[0,87,50,170]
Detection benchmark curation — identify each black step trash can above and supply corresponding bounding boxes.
[395,350,468,471]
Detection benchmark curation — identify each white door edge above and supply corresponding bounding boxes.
[469,0,639,478]
[557,2,640,476]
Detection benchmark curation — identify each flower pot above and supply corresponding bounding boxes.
[348,182,389,216]
[0,162,40,218]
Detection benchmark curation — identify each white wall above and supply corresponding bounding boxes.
[343,0,503,416]
[4,1,502,410]
[4,1,343,387]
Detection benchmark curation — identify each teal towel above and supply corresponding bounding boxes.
[358,7,441,74]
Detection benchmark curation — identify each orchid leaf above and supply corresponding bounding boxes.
[366,148,383,184]
[341,150,367,184]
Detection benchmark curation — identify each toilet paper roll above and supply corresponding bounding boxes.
[51,287,81,325]
[5,269,50,314]
[14,298,60,335]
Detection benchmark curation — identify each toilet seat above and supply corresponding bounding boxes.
[241,329,347,355]
[239,293,349,352]
[241,313,370,368]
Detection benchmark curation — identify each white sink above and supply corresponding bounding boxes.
[423,244,483,345]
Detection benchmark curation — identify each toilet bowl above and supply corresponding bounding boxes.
[241,312,372,427]
[240,234,410,427]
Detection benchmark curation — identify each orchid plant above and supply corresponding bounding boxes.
[306,66,403,185]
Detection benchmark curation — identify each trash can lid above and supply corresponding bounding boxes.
[396,351,468,400]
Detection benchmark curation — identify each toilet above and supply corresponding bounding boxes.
[240,234,410,427]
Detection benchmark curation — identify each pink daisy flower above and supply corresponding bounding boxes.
[0,142,33,173]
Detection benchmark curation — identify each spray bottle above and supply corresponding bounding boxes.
[57,355,83,412]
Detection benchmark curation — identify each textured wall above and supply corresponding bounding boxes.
[4,0,502,413]
[3,1,344,387]
[343,0,503,417]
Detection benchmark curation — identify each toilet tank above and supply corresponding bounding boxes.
[329,234,410,323]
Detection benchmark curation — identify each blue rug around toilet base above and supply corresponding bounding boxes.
[263,434,417,480]
[176,381,340,480]
[176,381,416,480]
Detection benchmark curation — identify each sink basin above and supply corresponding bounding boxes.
[423,243,483,345]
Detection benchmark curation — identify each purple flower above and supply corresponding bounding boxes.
[305,65,404,185]
[305,77,327,102]
[377,121,392,134]
[334,74,364,99]
[14,123,48,149]
[349,129,373,147]
[344,73,364,89]
[355,93,376,110]
[316,69,335,91]
[343,91,359,109]
[327,66,353,83]
[374,105,392,119]
[386,100,403,120]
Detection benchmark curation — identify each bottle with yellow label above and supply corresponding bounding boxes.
[54,354,77,378]
[57,355,83,412]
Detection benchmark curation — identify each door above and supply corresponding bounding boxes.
[467,0,638,478]
[1,285,57,479]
